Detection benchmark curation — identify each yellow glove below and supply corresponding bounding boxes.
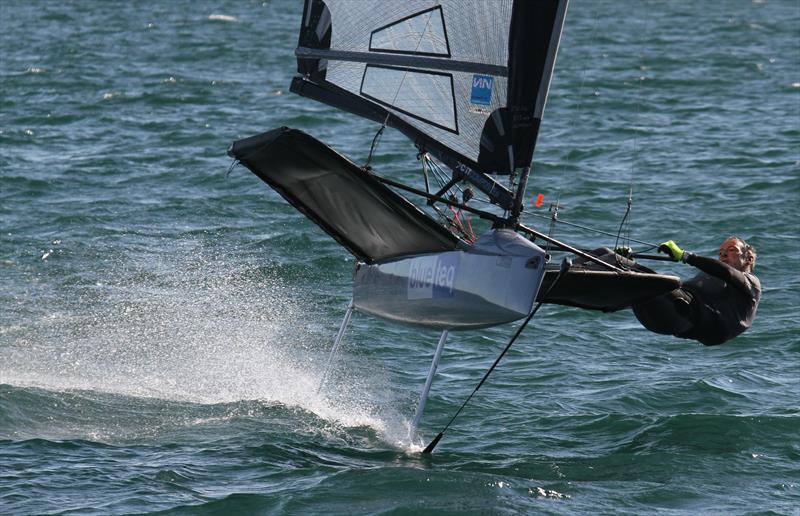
[659,240,685,262]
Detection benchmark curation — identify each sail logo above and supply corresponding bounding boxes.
[407,254,459,299]
[471,74,494,106]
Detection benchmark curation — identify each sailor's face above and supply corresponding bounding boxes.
[719,239,748,271]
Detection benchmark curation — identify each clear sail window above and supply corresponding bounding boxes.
[360,65,458,133]
[369,6,450,57]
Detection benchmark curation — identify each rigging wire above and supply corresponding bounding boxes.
[422,257,573,454]
[426,155,467,200]
[537,5,655,254]
[430,149,657,251]
[363,11,437,168]
[613,11,655,252]
[423,154,478,243]
[361,9,482,239]
[627,10,652,184]
[364,113,389,170]
[613,188,633,251]
[544,197,562,256]
[225,159,238,178]
[424,154,498,210]
[525,210,659,250]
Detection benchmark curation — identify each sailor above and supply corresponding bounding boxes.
[632,237,761,346]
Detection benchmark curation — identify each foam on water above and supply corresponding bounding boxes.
[207,14,237,23]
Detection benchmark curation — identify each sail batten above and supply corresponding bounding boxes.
[296,47,509,76]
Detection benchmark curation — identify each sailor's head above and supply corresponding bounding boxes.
[719,237,756,273]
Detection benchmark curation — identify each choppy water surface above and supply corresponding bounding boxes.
[2,1,799,514]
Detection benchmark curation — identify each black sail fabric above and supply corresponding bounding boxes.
[228,127,461,263]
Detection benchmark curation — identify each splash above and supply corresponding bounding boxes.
[1,240,412,445]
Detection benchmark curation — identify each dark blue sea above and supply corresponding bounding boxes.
[2,1,799,514]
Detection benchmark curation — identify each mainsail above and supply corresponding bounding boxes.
[293,0,568,210]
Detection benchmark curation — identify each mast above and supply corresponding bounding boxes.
[508,0,569,224]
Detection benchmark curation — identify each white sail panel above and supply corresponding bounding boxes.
[324,1,510,66]
[361,65,457,132]
[295,0,566,179]
[369,6,450,56]
[326,61,507,165]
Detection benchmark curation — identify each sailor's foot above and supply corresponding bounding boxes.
[614,246,633,258]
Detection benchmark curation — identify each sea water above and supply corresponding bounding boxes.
[2,1,798,514]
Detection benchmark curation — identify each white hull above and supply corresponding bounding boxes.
[353,229,547,330]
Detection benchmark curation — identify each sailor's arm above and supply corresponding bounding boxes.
[659,240,756,297]
[683,253,753,294]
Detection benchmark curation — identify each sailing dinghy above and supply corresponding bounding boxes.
[228,0,680,446]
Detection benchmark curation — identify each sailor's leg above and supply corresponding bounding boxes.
[575,247,654,273]
[409,329,449,440]
[317,298,354,393]
[632,289,693,336]
[573,247,606,266]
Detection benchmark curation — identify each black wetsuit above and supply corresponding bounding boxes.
[633,254,761,346]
